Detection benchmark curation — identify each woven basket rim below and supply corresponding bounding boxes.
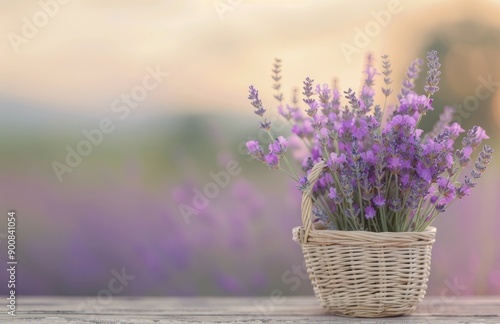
[292,226,436,246]
[299,226,436,235]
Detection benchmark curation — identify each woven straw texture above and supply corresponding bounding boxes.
[292,161,436,317]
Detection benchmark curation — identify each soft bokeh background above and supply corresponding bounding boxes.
[1,0,499,297]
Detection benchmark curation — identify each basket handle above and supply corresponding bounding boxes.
[301,160,327,242]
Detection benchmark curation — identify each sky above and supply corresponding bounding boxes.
[2,0,500,118]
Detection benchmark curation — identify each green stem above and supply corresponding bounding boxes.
[379,205,389,232]
[371,218,380,232]
[385,174,393,202]
[416,202,438,231]
[381,95,388,128]
[415,94,432,130]
[282,155,300,181]
[333,137,339,153]
[356,177,364,228]
[278,167,298,181]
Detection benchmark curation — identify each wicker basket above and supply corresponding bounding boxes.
[292,161,436,317]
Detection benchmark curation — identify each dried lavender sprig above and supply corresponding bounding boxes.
[331,87,341,114]
[316,83,333,116]
[381,54,393,97]
[374,105,383,124]
[272,58,283,103]
[344,88,361,114]
[456,144,493,201]
[360,54,376,112]
[470,145,494,179]
[398,58,423,100]
[302,77,314,100]
[424,50,441,97]
[291,87,299,106]
[278,88,301,121]
[303,77,318,117]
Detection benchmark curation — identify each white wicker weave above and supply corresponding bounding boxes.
[292,161,436,317]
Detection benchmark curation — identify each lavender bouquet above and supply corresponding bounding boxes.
[245,51,493,232]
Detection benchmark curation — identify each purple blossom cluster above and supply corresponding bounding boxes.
[245,53,494,232]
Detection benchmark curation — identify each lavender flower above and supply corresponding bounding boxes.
[469,126,490,147]
[447,122,464,139]
[435,203,446,213]
[456,183,471,199]
[264,153,279,169]
[396,92,433,118]
[297,176,309,191]
[259,119,271,130]
[365,205,376,219]
[312,207,334,230]
[246,140,264,161]
[326,152,347,172]
[269,136,288,156]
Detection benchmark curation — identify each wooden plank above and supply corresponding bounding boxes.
[2,296,499,323]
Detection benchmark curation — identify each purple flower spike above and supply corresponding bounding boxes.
[259,119,271,130]
[424,50,441,96]
[399,58,423,99]
[456,183,471,199]
[447,122,464,139]
[328,187,337,200]
[248,85,266,117]
[360,54,377,111]
[397,92,433,118]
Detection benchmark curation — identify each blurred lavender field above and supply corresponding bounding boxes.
[0,110,499,296]
[1,0,500,298]
[0,112,309,296]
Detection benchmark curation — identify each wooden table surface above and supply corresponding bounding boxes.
[3,296,499,323]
